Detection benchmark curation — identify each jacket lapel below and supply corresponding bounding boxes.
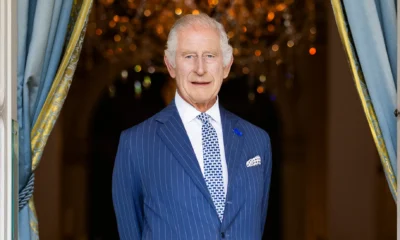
[220,106,246,229]
[156,102,216,211]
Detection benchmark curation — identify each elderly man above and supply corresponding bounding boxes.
[112,13,272,240]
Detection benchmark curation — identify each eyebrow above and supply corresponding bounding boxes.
[180,50,219,55]
[180,51,196,55]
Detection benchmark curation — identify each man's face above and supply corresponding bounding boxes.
[165,24,233,110]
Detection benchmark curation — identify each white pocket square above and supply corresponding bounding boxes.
[246,155,261,167]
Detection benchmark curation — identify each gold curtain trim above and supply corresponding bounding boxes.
[331,0,397,199]
[28,0,93,235]
[28,196,39,235]
[31,0,92,170]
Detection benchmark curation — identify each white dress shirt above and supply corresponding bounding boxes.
[175,92,228,197]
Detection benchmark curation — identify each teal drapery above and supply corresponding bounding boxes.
[331,0,397,199]
[17,0,92,238]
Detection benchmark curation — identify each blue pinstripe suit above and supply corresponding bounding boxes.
[112,101,272,240]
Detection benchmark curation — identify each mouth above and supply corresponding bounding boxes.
[191,81,211,86]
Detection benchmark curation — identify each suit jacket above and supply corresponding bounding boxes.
[112,101,272,240]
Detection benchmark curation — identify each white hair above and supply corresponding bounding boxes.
[165,13,233,68]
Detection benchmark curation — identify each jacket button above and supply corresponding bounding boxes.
[221,232,225,238]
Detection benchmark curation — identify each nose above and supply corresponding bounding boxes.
[194,57,206,75]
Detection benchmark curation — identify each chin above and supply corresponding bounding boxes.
[192,96,215,105]
[185,90,217,104]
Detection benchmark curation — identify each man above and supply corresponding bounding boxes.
[112,13,272,240]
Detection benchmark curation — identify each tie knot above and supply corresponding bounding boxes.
[197,113,210,124]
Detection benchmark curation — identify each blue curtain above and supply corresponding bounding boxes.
[331,0,397,199]
[17,0,73,238]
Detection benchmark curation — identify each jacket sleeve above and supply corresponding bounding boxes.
[260,135,272,235]
[112,130,144,239]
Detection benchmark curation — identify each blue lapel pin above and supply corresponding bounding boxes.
[233,128,243,136]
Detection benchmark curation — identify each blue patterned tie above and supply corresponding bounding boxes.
[197,113,225,221]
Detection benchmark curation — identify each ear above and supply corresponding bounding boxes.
[164,55,176,78]
[223,56,233,79]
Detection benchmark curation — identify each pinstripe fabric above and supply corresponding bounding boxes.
[112,101,272,240]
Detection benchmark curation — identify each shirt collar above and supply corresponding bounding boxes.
[175,91,221,124]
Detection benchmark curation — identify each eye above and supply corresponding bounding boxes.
[185,55,195,59]
[206,54,215,58]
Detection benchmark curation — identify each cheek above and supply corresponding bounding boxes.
[177,66,192,77]
[175,69,188,83]
[209,66,225,79]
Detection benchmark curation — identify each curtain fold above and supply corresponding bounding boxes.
[331,0,397,200]
[17,0,92,238]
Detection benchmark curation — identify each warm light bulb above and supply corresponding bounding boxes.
[114,34,121,42]
[134,65,142,72]
[109,20,116,28]
[95,28,103,36]
[257,86,264,94]
[175,8,182,15]
[267,12,275,22]
[144,9,151,17]
[309,47,317,55]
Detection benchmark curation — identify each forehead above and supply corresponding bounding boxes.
[176,25,220,51]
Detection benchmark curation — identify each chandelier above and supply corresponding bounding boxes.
[85,0,317,100]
